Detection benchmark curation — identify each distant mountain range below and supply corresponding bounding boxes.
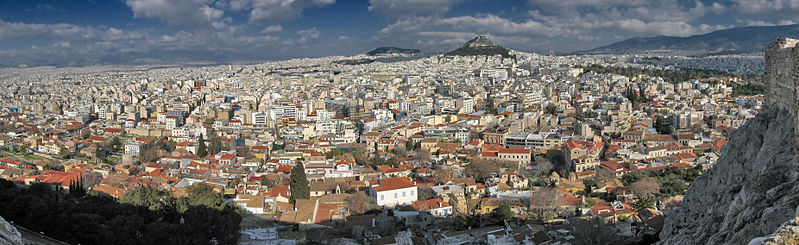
[445,36,512,58]
[580,24,799,55]
[366,47,421,56]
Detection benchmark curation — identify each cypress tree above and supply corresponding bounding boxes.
[289,164,310,204]
[197,133,207,157]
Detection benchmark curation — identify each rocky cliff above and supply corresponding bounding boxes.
[0,216,23,245]
[660,106,799,244]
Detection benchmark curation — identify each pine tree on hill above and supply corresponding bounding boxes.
[289,163,310,204]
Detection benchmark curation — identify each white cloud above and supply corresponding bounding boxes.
[0,20,101,40]
[261,25,282,33]
[374,15,559,50]
[0,18,302,67]
[368,0,463,17]
[231,0,335,23]
[297,27,320,43]
[378,14,558,40]
[733,0,799,24]
[522,0,730,39]
[125,0,225,28]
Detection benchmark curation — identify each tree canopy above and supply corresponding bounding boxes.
[0,179,241,245]
[289,163,310,204]
[493,205,514,220]
[197,133,208,157]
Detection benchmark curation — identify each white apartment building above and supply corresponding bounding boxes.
[369,177,418,207]
[252,112,268,126]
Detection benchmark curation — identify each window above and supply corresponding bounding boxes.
[411,190,415,196]
[381,195,384,200]
[394,193,398,198]
[403,191,406,197]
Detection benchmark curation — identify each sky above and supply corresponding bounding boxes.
[0,0,796,67]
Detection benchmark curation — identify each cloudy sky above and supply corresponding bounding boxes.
[0,0,796,67]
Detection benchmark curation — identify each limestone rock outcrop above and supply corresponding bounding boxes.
[749,213,799,245]
[0,216,23,245]
[660,107,799,244]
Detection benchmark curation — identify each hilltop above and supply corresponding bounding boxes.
[445,36,512,58]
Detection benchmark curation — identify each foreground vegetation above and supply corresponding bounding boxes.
[0,180,241,245]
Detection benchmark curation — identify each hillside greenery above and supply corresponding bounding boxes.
[367,47,420,56]
[620,166,702,197]
[0,180,241,245]
[731,83,766,97]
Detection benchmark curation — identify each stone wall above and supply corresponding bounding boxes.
[765,38,799,144]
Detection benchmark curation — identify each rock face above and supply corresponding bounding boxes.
[750,215,799,244]
[463,35,496,48]
[660,107,799,244]
[0,216,23,245]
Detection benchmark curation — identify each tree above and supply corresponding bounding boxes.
[629,177,660,198]
[236,144,252,158]
[0,179,241,245]
[545,104,558,115]
[485,97,496,113]
[182,183,224,211]
[119,187,175,211]
[535,157,553,177]
[208,135,224,155]
[583,179,595,195]
[571,216,621,244]
[386,157,399,167]
[289,163,310,204]
[417,148,432,165]
[260,174,281,188]
[466,158,500,181]
[655,117,673,135]
[326,148,341,159]
[157,138,176,152]
[156,137,168,151]
[352,148,370,166]
[197,134,207,157]
[493,205,514,220]
[346,193,378,215]
[633,196,655,212]
[405,140,415,151]
[417,188,435,201]
[69,177,86,198]
[530,188,561,220]
[432,166,457,184]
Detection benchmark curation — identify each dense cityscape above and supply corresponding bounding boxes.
[0,34,769,244]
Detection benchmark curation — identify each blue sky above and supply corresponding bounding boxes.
[0,0,796,67]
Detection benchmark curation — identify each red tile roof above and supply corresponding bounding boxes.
[371,177,416,192]
[412,198,451,211]
[93,184,126,198]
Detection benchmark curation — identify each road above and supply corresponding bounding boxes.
[12,224,70,245]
